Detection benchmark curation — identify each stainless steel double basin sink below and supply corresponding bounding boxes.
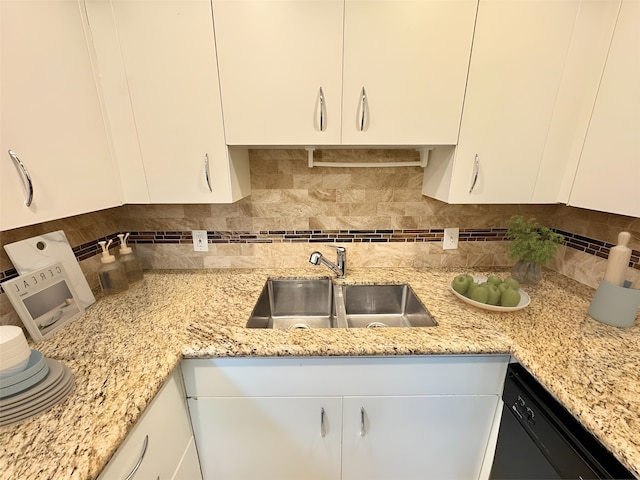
[246,278,437,329]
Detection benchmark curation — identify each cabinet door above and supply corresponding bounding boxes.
[341,0,476,145]
[172,437,203,480]
[423,0,581,204]
[0,0,121,230]
[568,0,640,218]
[342,395,500,480]
[213,0,344,146]
[98,369,195,480]
[108,0,249,203]
[188,397,342,480]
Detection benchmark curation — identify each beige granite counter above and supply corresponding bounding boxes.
[1,268,639,479]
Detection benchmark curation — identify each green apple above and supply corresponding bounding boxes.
[466,281,479,298]
[486,283,501,305]
[469,284,490,304]
[487,275,502,287]
[452,274,471,295]
[504,277,521,291]
[500,287,521,307]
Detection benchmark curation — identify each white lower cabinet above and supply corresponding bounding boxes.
[173,437,204,480]
[182,355,508,480]
[342,395,499,480]
[188,397,343,480]
[98,368,202,480]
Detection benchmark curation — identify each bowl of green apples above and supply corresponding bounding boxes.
[450,274,530,312]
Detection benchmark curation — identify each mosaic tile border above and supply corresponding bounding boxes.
[1,229,638,292]
[125,228,508,245]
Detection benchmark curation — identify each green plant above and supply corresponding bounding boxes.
[505,215,564,265]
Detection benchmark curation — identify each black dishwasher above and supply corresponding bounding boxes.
[490,363,635,480]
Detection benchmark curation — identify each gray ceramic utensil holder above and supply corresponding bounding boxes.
[588,280,640,328]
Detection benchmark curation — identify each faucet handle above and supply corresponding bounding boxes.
[324,244,346,252]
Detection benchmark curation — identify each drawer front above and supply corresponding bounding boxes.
[98,368,193,479]
[181,355,509,398]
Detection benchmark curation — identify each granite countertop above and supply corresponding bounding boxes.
[1,268,639,479]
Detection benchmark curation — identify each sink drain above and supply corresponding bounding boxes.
[366,322,388,328]
[289,323,311,329]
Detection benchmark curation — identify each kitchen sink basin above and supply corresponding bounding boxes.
[245,278,338,329]
[342,284,437,328]
[246,278,436,329]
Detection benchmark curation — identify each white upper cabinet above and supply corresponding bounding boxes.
[86,0,250,204]
[0,0,121,230]
[422,0,619,204]
[212,0,343,146]
[341,0,477,146]
[213,0,477,146]
[568,0,640,218]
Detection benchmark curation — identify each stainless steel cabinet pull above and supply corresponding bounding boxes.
[125,434,149,480]
[359,87,367,131]
[318,87,326,132]
[320,407,326,437]
[204,153,212,192]
[469,154,480,194]
[360,407,366,436]
[8,150,33,207]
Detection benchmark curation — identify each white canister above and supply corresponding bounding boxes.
[603,232,632,287]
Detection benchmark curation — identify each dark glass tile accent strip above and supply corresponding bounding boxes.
[1,228,638,292]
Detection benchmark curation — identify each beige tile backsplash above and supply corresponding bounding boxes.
[1,149,639,326]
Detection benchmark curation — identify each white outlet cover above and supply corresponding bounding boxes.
[443,228,459,250]
[192,230,209,252]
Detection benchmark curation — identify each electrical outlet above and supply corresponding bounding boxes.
[192,230,209,252]
[443,228,459,250]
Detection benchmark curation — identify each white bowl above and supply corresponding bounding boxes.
[0,358,31,378]
[0,326,28,351]
[1,341,30,359]
[450,275,531,312]
[0,345,30,364]
[0,346,31,375]
[0,350,46,388]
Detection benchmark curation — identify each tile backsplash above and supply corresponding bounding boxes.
[2,149,639,326]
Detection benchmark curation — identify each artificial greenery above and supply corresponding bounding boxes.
[506,215,564,265]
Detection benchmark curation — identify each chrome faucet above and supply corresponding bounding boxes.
[309,246,346,278]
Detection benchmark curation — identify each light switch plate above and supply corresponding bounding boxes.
[443,228,459,250]
[192,230,209,252]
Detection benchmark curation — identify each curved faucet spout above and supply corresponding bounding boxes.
[308,247,346,278]
[309,251,323,265]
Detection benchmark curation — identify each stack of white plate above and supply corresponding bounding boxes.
[0,327,74,427]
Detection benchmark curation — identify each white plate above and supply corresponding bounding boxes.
[0,356,49,399]
[0,350,46,389]
[0,359,64,409]
[450,276,530,312]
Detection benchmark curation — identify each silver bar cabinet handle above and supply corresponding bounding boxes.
[204,153,212,192]
[360,407,366,436]
[320,407,326,437]
[125,434,149,480]
[469,154,480,194]
[8,150,33,207]
[359,87,367,131]
[319,87,326,132]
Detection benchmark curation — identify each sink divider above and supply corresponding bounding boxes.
[333,284,349,329]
